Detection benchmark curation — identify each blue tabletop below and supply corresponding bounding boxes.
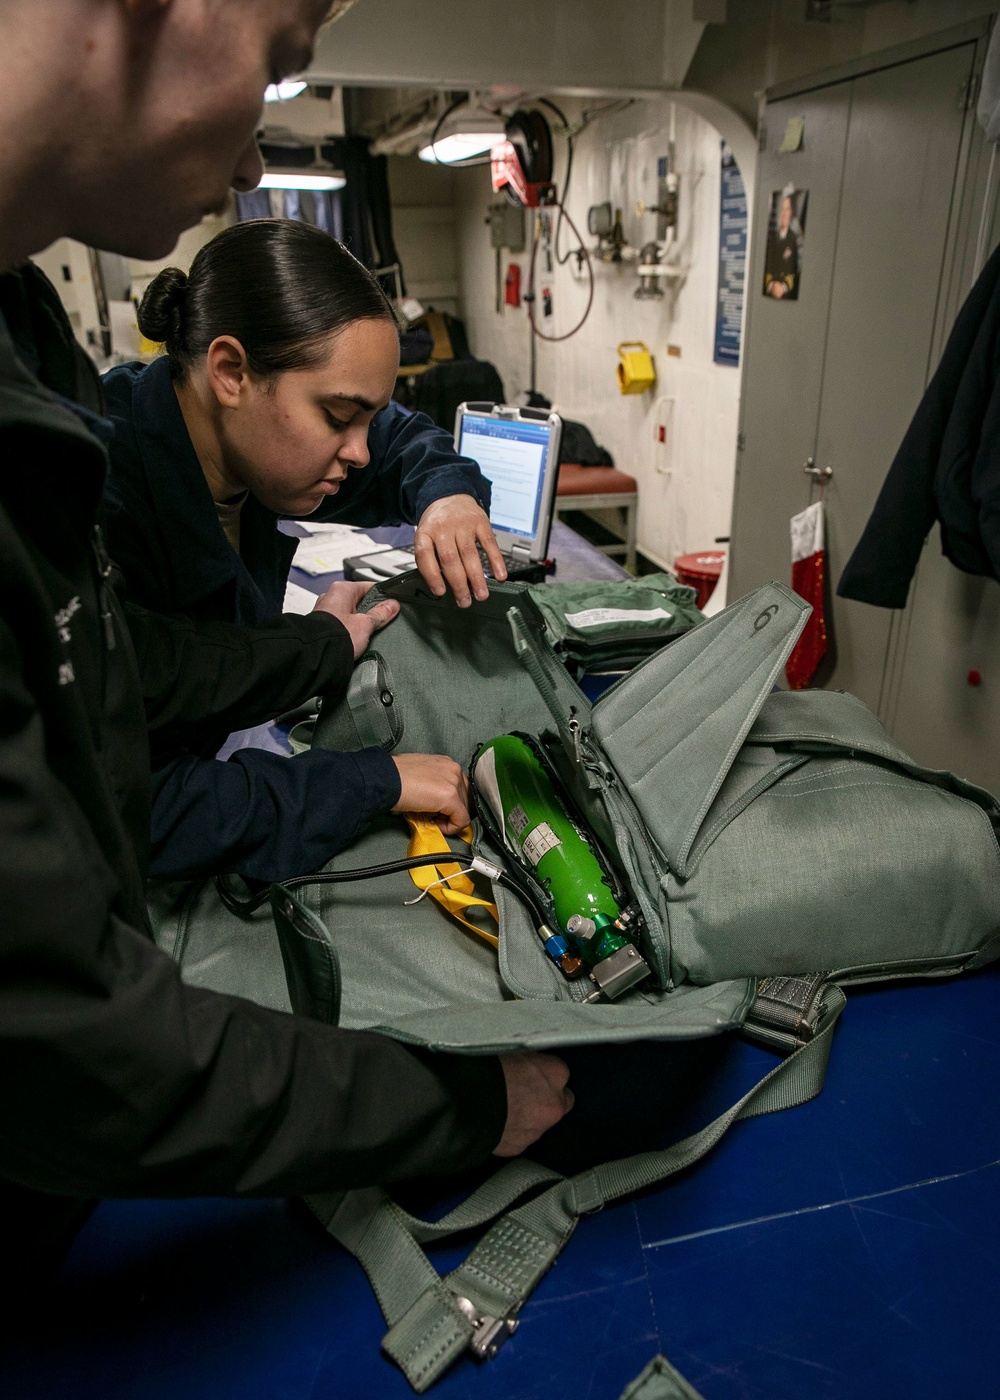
[7,527,999,1400]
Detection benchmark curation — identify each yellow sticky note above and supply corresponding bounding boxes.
[778,116,805,153]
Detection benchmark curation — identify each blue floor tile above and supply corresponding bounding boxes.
[633,966,1000,1251]
[4,966,999,1400]
[642,1161,1000,1400]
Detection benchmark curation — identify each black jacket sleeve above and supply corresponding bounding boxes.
[838,238,1000,607]
[0,617,506,1198]
[148,744,402,881]
[308,402,491,528]
[125,604,357,753]
[127,602,405,881]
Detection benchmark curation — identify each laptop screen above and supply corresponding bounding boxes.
[458,414,553,541]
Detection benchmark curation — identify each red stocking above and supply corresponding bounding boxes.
[786,500,827,690]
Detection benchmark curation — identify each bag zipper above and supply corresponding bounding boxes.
[509,606,598,772]
[510,604,673,986]
[574,726,673,988]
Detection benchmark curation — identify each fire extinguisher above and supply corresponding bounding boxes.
[505,263,521,308]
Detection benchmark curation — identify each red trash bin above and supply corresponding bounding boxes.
[674,550,725,610]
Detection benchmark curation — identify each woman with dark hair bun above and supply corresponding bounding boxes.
[110,220,500,610]
[102,218,502,885]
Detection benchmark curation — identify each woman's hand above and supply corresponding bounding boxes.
[413,495,507,608]
[391,753,471,834]
[312,580,399,659]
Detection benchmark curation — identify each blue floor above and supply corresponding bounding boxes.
[5,964,1000,1400]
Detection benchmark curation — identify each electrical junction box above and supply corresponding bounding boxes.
[487,202,526,252]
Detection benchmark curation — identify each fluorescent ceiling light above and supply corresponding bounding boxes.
[258,171,346,191]
[419,131,500,164]
[265,80,308,102]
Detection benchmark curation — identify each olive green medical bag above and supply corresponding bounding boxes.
[154,575,1000,1392]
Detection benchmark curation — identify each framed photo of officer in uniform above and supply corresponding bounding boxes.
[763,185,808,301]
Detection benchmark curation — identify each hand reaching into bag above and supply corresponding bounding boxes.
[312,580,399,659]
[494,1054,574,1157]
[391,753,471,835]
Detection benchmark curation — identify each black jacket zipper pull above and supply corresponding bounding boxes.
[92,525,116,651]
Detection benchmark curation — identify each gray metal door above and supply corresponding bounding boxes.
[889,536,1000,791]
[728,82,851,617]
[812,41,977,710]
[729,31,980,714]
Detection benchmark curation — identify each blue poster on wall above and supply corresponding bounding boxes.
[715,141,747,367]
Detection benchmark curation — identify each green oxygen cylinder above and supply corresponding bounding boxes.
[473,736,650,1001]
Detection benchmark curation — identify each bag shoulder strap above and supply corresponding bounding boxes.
[308,985,845,1392]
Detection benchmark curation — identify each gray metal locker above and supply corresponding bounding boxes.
[729,18,1000,789]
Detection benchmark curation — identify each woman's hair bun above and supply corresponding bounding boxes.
[137,266,189,347]
[142,220,395,379]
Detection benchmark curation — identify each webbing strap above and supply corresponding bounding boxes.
[320,987,845,1392]
[743,972,829,1053]
[305,1160,564,1392]
[403,818,500,949]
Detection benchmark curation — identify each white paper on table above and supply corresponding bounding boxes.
[295,519,368,537]
[292,530,389,576]
[283,580,319,615]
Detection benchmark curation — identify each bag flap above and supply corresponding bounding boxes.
[591,583,810,877]
[368,978,755,1053]
[748,688,1000,819]
[313,575,560,768]
[746,688,904,759]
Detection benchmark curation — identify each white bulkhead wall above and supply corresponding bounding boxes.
[456,99,744,570]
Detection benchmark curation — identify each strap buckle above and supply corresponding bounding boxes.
[453,1296,520,1361]
[743,972,828,1053]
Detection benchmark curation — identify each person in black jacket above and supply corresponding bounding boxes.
[0,0,572,1282]
[101,219,502,881]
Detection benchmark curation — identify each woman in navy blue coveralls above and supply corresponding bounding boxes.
[104,219,506,884]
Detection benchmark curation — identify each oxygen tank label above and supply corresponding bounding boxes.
[522,822,562,866]
[508,804,529,837]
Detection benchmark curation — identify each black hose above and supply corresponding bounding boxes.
[538,97,570,130]
[216,853,465,917]
[495,869,548,930]
[553,135,576,266]
[215,854,548,927]
[527,200,594,343]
